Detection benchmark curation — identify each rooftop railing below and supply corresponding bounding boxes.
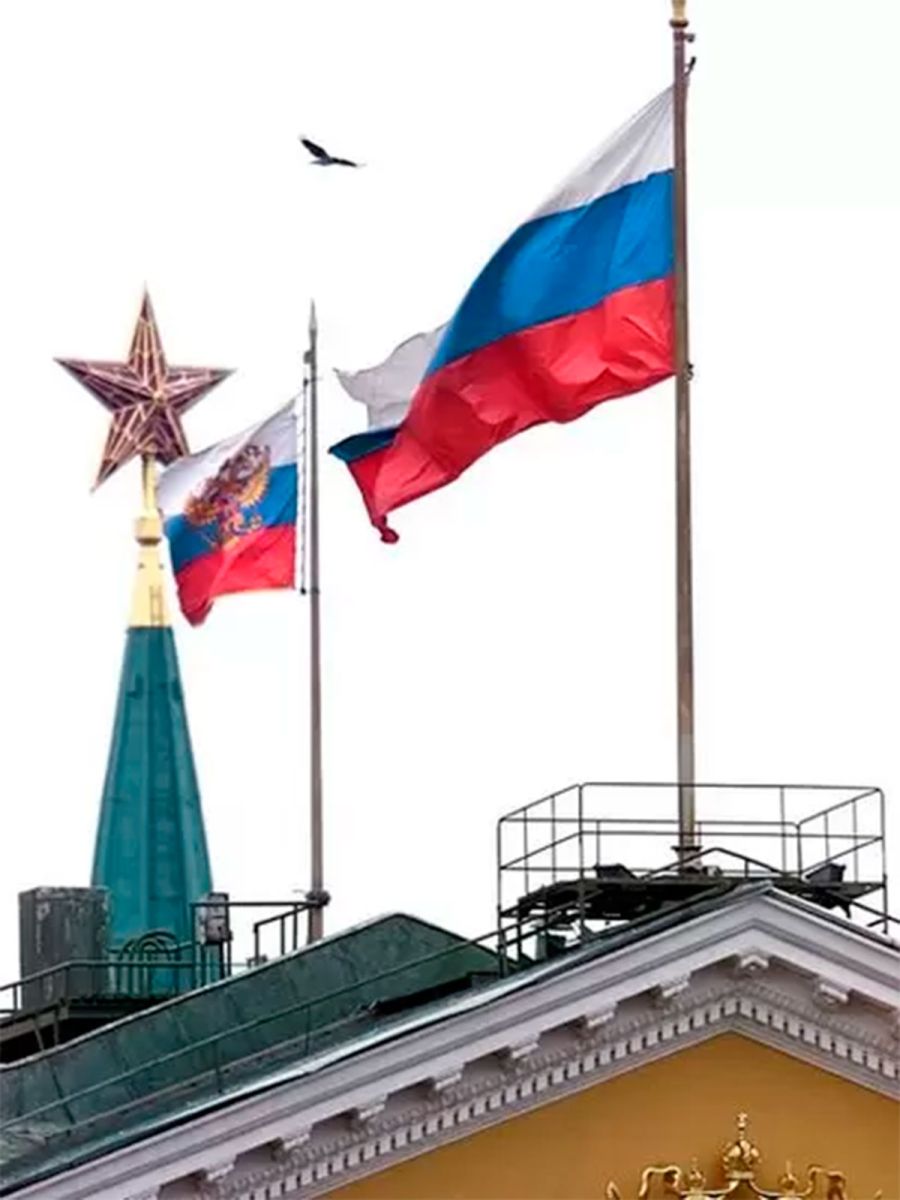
[497,782,890,935]
[0,897,315,1022]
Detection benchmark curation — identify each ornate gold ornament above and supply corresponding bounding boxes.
[184,442,272,549]
[605,1113,882,1200]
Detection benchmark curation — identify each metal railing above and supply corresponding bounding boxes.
[497,782,890,933]
[0,957,200,1019]
[0,898,313,1023]
[188,897,315,975]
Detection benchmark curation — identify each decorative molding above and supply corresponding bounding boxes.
[606,1111,871,1200]
[430,1067,464,1094]
[203,1160,235,1183]
[735,951,770,977]
[196,1157,236,1199]
[273,1128,311,1163]
[578,1005,617,1032]
[815,977,850,1008]
[352,1096,387,1127]
[215,976,900,1199]
[653,975,691,1007]
[504,1035,540,1062]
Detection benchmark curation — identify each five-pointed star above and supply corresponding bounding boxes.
[57,292,232,488]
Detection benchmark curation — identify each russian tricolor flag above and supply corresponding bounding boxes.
[331,86,675,541]
[158,403,297,625]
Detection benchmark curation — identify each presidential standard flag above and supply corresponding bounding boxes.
[330,85,676,541]
[158,402,298,624]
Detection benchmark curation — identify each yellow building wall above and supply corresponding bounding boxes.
[328,1034,898,1199]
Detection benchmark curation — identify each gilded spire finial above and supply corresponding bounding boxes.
[130,454,169,627]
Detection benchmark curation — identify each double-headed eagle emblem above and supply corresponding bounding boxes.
[185,443,271,548]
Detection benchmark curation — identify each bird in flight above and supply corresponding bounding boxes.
[299,137,362,167]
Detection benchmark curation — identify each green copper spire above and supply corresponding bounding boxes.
[93,626,212,948]
[92,458,212,950]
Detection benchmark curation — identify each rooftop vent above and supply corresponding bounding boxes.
[18,887,109,1009]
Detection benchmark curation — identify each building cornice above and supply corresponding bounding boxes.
[10,892,898,1200]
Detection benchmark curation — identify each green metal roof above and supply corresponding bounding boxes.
[0,912,499,1193]
[92,627,212,949]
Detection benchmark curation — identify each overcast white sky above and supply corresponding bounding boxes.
[1,0,898,982]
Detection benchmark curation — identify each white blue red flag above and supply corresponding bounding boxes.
[331,86,675,541]
[157,402,297,624]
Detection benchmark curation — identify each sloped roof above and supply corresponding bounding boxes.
[0,911,497,1193]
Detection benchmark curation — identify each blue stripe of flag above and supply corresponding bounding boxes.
[427,170,674,376]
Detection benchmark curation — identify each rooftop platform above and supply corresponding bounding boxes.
[497,782,891,951]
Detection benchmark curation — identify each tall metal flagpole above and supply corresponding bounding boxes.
[671,0,699,865]
[304,300,327,941]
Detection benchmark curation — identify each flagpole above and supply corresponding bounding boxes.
[671,0,699,866]
[305,299,327,941]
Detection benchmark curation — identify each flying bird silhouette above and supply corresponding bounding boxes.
[299,137,362,167]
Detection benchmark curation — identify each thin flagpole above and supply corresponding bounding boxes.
[304,299,327,941]
[671,0,699,865]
